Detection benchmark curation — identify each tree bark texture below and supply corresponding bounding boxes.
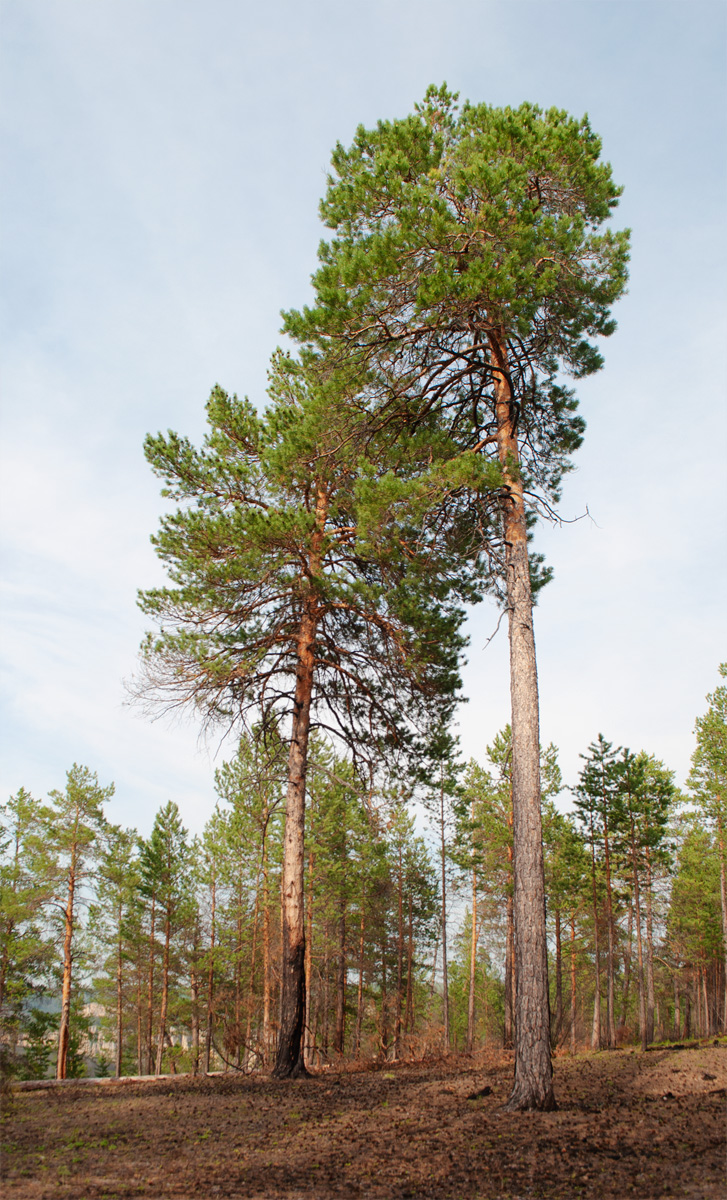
[272,607,317,1077]
[56,861,76,1080]
[273,483,327,1078]
[490,334,554,1111]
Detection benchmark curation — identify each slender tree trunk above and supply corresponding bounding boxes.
[322,934,330,1056]
[244,872,261,1067]
[630,827,648,1051]
[155,915,171,1076]
[136,957,143,1076]
[619,903,633,1033]
[554,907,563,1047]
[146,894,156,1075]
[406,892,414,1035]
[439,772,449,1054]
[645,848,656,1045]
[262,807,272,1063]
[673,974,681,1039]
[394,844,403,1060]
[570,913,577,1055]
[191,958,200,1076]
[716,813,727,1031]
[588,829,602,1052]
[334,834,347,1056]
[504,884,514,1049]
[303,841,314,1068]
[354,895,365,1058]
[115,907,123,1078]
[379,939,388,1060]
[467,849,478,1054]
[490,333,554,1111]
[205,873,216,1074]
[56,857,77,1079]
[602,817,617,1050]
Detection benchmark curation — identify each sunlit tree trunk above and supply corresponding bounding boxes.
[303,840,314,1068]
[56,852,77,1080]
[354,897,365,1057]
[204,872,216,1073]
[490,333,554,1110]
[394,844,403,1060]
[716,813,727,1031]
[154,913,171,1075]
[645,847,656,1044]
[439,771,450,1055]
[115,904,124,1078]
[467,848,478,1054]
[553,907,563,1047]
[570,914,577,1055]
[146,894,156,1074]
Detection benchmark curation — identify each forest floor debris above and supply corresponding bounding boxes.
[2,1042,725,1199]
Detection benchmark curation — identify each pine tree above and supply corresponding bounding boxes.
[687,664,727,1029]
[139,802,191,1075]
[573,735,620,1050]
[286,86,629,1108]
[135,358,468,1076]
[46,765,112,1079]
[0,789,56,1070]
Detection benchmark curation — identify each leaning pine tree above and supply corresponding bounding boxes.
[134,356,474,1077]
[285,86,630,1108]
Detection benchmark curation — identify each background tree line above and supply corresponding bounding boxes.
[2,663,724,1080]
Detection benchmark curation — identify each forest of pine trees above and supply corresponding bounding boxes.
[2,666,725,1081]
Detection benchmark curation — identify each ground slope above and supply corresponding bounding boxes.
[2,1042,725,1199]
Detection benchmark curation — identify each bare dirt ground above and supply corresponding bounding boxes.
[2,1040,725,1200]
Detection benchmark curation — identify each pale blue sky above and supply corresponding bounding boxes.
[1,0,725,835]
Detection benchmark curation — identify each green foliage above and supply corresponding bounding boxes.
[284,87,629,601]
[18,1007,59,1080]
[136,358,470,769]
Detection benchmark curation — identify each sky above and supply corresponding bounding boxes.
[1,0,725,838]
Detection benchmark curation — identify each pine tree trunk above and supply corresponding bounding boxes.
[554,907,563,1047]
[394,845,403,1060]
[191,959,200,1076]
[205,873,216,1074]
[439,775,449,1055]
[115,911,123,1078]
[602,819,617,1050]
[645,849,656,1045]
[273,484,328,1079]
[619,903,633,1033]
[504,885,514,1049]
[155,915,171,1076]
[245,872,261,1067]
[262,806,272,1064]
[379,939,389,1060]
[136,958,143,1076]
[716,813,727,1031]
[146,894,156,1075]
[630,826,648,1051]
[354,897,365,1058]
[570,914,577,1055]
[303,842,314,1068]
[467,856,477,1054]
[272,608,317,1077]
[56,859,77,1080]
[335,826,347,1057]
[588,831,602,1052]
[490,332,554,1111]
[406,892,414,1035]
